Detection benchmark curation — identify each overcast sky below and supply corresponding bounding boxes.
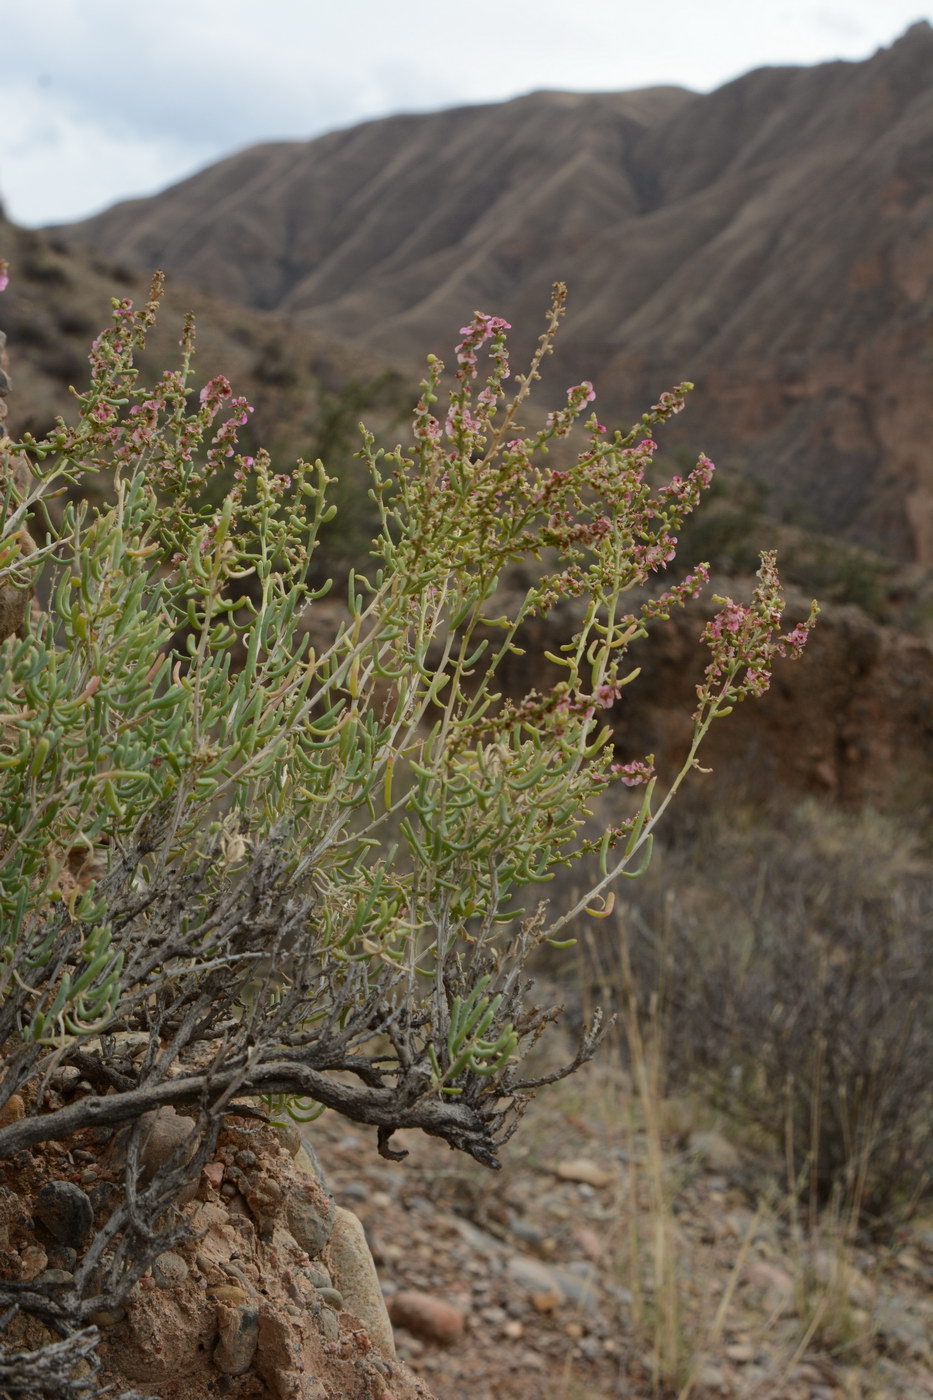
[1,1,928,227]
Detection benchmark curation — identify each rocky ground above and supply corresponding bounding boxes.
[1,1032,930,1400]
[304,1046,933,1400]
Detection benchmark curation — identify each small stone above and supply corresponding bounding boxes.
[208,1284,248,1305]
[137,1106,199,1182]
[36,1269,74,1285]
[688,1130,740,1173]
[556,1158,612,1188]
[0,1094,25,1126]
[744,1260,795,1314]
[388,1290,466,1346]
[315,1286,344,1310]
[503,1320,523,1340]
[153,1250,189,1288]
[698,1362,727,1392]
[574,1226,604,1261]
[214,1302,260,1376]
[234,1149,257,1169]
[318,1306,340,1341]
[35,1180,94,1249]
[80,1169,97,1185]
[46,1246,77,1272]
[87,1307,125,1327]
[284,1179,336,1259]
[203,1161,225,1189]
[19,1245,48,1281]
[305,1265,332,1289]
[725,1342,756,1363]
[531,1290,560,1313]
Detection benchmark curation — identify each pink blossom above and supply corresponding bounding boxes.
[199,376,233,408]
[611,759,655,787]
[593,681,621,708]
[0,262,8,293]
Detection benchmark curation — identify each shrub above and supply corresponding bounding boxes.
[0,266,815,1370]
[615,801,932,1224]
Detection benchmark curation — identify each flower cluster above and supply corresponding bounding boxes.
[698,552,819,708]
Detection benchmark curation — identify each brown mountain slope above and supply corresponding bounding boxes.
[58,25,933,564]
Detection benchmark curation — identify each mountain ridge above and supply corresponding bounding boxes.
[51,20,933,564]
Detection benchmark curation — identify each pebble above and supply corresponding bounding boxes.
[0,1094,25,1126]
[202,1161,224,1189]
[137,1106,199,1182]
[86,1307,125,1327]
[689,1130,740,1173]
[34,1180,94,1249]
[316,1286,344,1310]
[35,1270,74,1285]
[388,1290,466,1346]
[208,1284,248,1305]
[305,1265,332,1289]
[19,1246,48,1281]
[318,1306,340,1341]
[213,1302,260,1375]
[285,1179,336,1259]
[725,1342,756,1363]
[152,1251,189,1288]
[47,1246,77,1272]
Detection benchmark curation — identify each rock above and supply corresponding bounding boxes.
[203,1161,224,1189]
[305,1264,332,1289]
[284,1177,336,1259]
[35,1269,74,1285]
[46,1246,77,1272]
[208,1284,248,1305]
[137,1106,199,1182]
[697,1362,728,1392]
[506,1253,601,1313]
[318,1306,340,1341]
[725,1342,756,1362]
[688,1130,741,1173]
[388,1290,466,1346]
[19,1245,47,1281]
[34,1181,94,1249]
[87,1306,125,1327]
[153,1250,189,1288]
[315,1286,343,1310]
[555,1158,613,1188]
[214,1302,260,1375]
[744,1259,795,1315]
[326,1206,396,1359]
[506,1254,560,1296]
[0,1094,25,1126]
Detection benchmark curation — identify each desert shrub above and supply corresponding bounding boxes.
[0,265,815,1370]
[614,801,932,1224]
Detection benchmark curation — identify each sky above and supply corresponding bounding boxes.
[1,1,929,227]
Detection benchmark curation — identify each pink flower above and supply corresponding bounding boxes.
[611,759,655,787]
[0,262,8,293]
[593,681,621,708]
[568,382,596,404]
